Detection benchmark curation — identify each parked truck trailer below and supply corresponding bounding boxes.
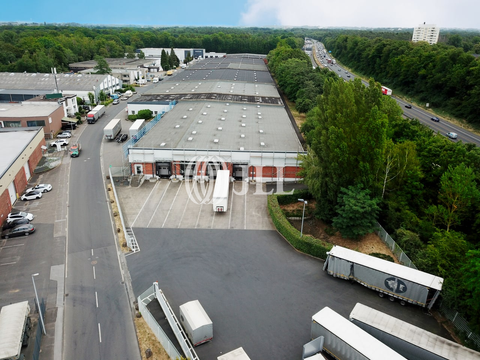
[103,118,122,140]
[311,307,406,360]
[212,170,230,212]
[0,301,31,360]
[323,246,443,308]
[179,300,213,347]
[350,303,480,360]
[381,86,392,96]
[87,105,106,124]
[129,119,146,139]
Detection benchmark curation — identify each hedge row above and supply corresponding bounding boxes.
[268,194,332,259]
[276,189,313,205]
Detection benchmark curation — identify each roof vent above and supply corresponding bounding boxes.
[258,116,262,119]
[257,105,261,108]
[241,134,245,138]
[214,139,219,143]
[217,127,223,131]
[259,130,264,134]
[220,117,226,121]
[198,120,203,124]
[217,85,221,88]
[239,147,244,151]
[243,107,247,110]
[166,90,170,92]
[242,115,246,118]
[202,112,207,115]
[260,142,265,146]
[226,103,230,106]
[160,142,166,147]
[182,115,187,119]
[207,104,211,108]
[188,137,193,141]
[192,130,197,134]
[189,108,193,111]
[223,110,228,113]
[176,83,179,85]
[191,89,195,92]
[175,125,180,128]
[241,123,246,127]
[257,112,262,115]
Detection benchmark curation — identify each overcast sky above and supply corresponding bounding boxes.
[2,0,479,29]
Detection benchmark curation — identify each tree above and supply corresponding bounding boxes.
[99,90,107,103]
[137,109,153,120]
[138,50,145,59]
[93,55,111,74]
[461,250,480,332]
[88,92,95,105]
[170,48,179,68]
[427,163,479,231]
[332,185,381,239]
[161,49,169,71]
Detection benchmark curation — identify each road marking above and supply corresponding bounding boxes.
[95,291,99,308]
[177,187,191,228]
[211,207,216,228]
[131,181,160,227]
[162,182,183,228]
[0,262,17,266]
[228,182,235,228]
[244,184,247,229]
[98,323,102,343]
[91,249,94,256]
[2,244,24,249]
[93,266,96,280]
[147,181,171,227]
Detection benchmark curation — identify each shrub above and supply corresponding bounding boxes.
[276,189,313,205]
[128,115,137,121]
[268,194,332,259]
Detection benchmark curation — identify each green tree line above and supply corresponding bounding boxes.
[0,25,303,73]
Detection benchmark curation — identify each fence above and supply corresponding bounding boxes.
[376,222,417,269]
[32,298,45,360]
[138,285,182,359]
[440,303,480,351]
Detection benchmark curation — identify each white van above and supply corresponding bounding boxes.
[152,77,159,83]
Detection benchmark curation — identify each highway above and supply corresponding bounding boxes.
[308,40,480,147]
[63,101,140,360]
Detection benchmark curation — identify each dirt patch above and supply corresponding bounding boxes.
[135,316,171,360]
[284,98,307,129]
[282,202,397,261]
[107,182,130,253]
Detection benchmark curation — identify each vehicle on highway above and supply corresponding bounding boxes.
[2,218,30,231]
[57,131,72,138]
[446,132,458,139]
[431,116,440,122]
[7,212,34,223]
[347,75,351,78]
[1,224,35,239]
[112,99,120,105]
[69,143,81,157]
[404,104,412,109]
[50,139,69,147]
[20,190,43,201]
[26,184,52,193]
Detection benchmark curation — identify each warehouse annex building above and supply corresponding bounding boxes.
[127,54,305,182]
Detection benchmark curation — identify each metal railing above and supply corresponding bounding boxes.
[376,222,417,269]
[32,298,45,360]
[440,303,480,350]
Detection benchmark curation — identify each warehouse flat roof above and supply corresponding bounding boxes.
[69,58,149,69]
[0,128,41,178]
[0,102,61,117]
[135,101,302,152]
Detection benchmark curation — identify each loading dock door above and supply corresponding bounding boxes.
[181,163,195,179]
[207,162,220,179]
[24,162,31,181]
[233,165,247,180]
[7,181,16,206]
[156,162,171,178]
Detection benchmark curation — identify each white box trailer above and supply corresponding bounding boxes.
[86,105,105,124]
[179,300,213,347]
[129,119,146,139]
[323,246,443,309]
[0,301,31,360]
[217,347,251,360]
[350,303,480,360]
[103,118,122,140]
[212,170,230,212]
[311,307,406,360]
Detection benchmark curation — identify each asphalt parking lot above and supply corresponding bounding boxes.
[127,228,449,360]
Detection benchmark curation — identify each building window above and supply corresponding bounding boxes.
[4,121,21,127]
[132,111,135,115]
[27,120,46,127]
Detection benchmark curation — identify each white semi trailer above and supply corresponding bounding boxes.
[323,246,443,309]
[311,307,406,360]
[212,170,230,212]
[350,303,480,360]
[0,301,31,360]
[103,118,122,140]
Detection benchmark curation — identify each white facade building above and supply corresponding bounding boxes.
[412,24,440,45]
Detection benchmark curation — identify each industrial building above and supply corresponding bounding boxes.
[127,54,305,183]
[412,23,440,45]
[0,127,45,220]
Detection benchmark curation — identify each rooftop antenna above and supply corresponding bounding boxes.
[51,67,59,93]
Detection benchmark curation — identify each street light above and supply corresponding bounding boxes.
[298,199,308,237]
[32,273,46,335]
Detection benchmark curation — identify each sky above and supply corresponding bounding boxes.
[2,0,479,29]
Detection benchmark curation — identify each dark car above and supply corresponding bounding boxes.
[62,122,77,130]
[1,224,35,239]
[117,134,128,143]
[431,116,440,122]
[2,218,30,231]
[115,133,123,142]
[404,104,412,109]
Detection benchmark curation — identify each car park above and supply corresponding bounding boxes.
[57,131,72,138]
[51,139,69,147]
[20,190,42,201]
[26,184,52,193]
[1,224,35,239]
[405,104,412,109]
[446,132,458,139]
[112,99,120,105]
[2,218,30,231]
[431,116,440,122]
[7,212,34,223]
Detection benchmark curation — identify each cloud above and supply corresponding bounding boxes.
[240,0,480,29]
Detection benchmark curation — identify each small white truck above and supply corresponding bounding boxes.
[212,170,230,212]
[103,118,122,140]
[179,300,213,347]
[0,301,31,360]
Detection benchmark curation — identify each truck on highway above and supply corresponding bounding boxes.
[381,86,392,96]
[86,105,106,124]
[103,118,122,141]
[349,303,480,360]
[212,170,230,212]
[0,301,31,360]
[311,307,406,360]
[323,246,443,309]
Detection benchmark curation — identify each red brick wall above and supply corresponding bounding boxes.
[28,142,45,175]
[284,166,302,179]
[0,190,13,225]
[14,170,27,198]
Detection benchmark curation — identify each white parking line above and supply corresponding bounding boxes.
[147,182,171,227]
[244,185,247,229]
[195,202,204,228]
[2,244,24,249]
[95,291,99,308]
[177,187,191,228]
[131,181,160,227]
[98,323,102,343]
[91,249,94,256]
[93,266,96,280]
[162,182,183,228]
[210,208,216,228]
[0,262,17,266]
[228,183,235,229]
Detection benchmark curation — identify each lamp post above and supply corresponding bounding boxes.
[298,199,308,237]
[32,273,46,335]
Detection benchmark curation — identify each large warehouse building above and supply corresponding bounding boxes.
[127,54,305,183]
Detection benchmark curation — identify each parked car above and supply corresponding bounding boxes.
[404,104,412,109]
[57,131,72,138]
[121,97,128,101]
[1,224,35,239]
[26,184,52,193]
[51,139,69,147]
[446,132,458,139]
[116,134,128,143]
[7,212,34,223]
[112,99,120,105]
[20,190,43,201]
[2,218,30,231]
[431,116,440,122]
